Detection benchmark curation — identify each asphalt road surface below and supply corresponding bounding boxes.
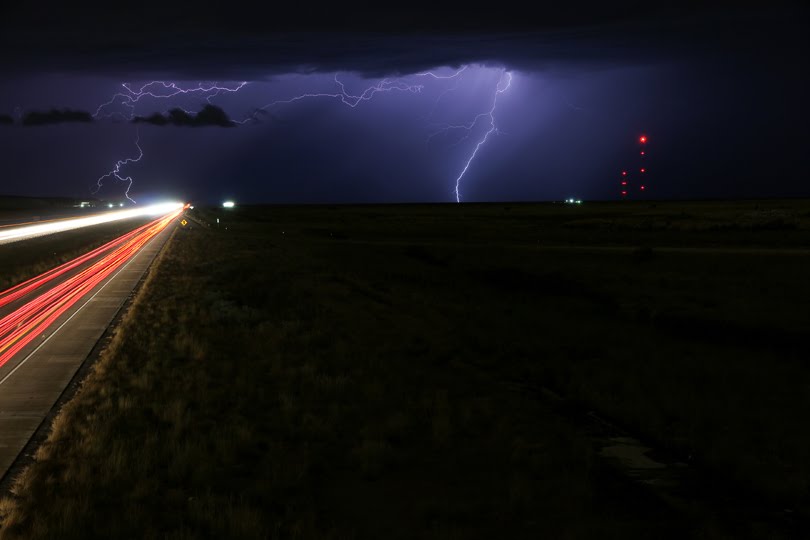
[0,209,181,482]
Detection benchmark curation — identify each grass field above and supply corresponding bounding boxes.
[1,200,809,538]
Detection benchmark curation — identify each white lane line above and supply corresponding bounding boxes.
[0,232,159,388]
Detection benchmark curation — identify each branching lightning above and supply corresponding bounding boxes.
[93,81,247,120]
[250,75,424,115]
[453,70,512,202]
[427,70,512,201]
[92,81,247,201]
[93,129,143,203]
[91,65,513,203]
[250,66,468,115]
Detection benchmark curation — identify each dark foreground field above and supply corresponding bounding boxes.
[2,200,809,538]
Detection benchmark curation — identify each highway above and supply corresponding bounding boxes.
[0,206,183,482]
[0,202,184,246]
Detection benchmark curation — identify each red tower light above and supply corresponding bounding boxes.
[639,135,647,144]
[622,171,627,176]
[640,151,645,155]
[640,185,646,191]
[621,190,628,196]
[640,168,646,173]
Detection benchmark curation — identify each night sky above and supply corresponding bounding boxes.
[0,3,807,204]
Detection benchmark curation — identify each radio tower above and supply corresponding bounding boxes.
[638,134,648,195]
[620,134,649,198]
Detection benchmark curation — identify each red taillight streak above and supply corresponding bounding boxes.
[0,211,180,369]
[0,217,166,335]
[0,219,160,309]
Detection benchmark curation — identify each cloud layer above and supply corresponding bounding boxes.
[22,109,93,126]
[132,105,235,127]
[1,5,804,77]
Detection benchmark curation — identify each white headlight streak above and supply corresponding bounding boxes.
[0,202,184,246]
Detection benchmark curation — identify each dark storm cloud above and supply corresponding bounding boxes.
[133,105,235,127]
[21,109,93,126]
[0,3,805,77]
[0,115,13,125]
[0,1,806,204]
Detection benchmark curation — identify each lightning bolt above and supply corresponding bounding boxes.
[426,70,513,201]
[415,65,469,80]
[249,66,468,116]
[91,66,512,203]
[249,75,423,115]
[93,128,143,203]
[452,70,512,202]
[92,81,248,201]
[417,64,470,120]
[423,73,465,120]
[249,65,511,200]
[93,81,248,120]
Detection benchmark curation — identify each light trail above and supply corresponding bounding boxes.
[0,219,160,309]
[0,208,182,370]
[0,202,183,246]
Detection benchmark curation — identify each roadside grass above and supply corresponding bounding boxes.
[2,200,810,538]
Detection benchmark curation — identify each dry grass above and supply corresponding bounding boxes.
[2,200,810,538]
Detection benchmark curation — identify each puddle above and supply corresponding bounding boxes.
[505,383,803,534]
[597,435,687,490]
[600,436,667,470]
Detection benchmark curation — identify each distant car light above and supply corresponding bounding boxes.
[223,201,235,208]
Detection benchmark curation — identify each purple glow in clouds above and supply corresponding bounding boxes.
[90,65,513,202]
